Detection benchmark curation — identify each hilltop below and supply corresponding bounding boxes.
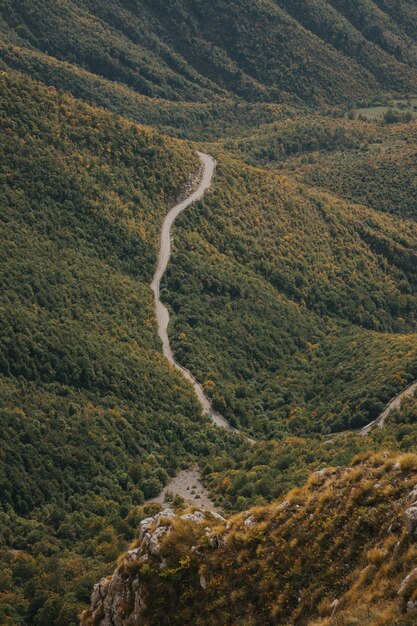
[81,452,417,626]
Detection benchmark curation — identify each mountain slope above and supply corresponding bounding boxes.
[278,0,417,69]
[1,0,417,105]
[0,41,296,140]
[2,1,417,624]
[0,70,246,625]
[81,452,417,626]
[163,151,417,435]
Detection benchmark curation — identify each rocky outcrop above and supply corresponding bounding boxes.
[402,485,417,537]
[81,458,417,626]
[244,515,255,527]
[85,566,146,626]
[80,508,224,626]
[398,567,417,613]
[404,506,417,536]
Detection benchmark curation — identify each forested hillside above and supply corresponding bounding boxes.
[226,115,417,219]
[0,71,244,625]
[1,0,417,109]
[165,149,417,435]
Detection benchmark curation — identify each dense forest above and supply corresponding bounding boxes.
[2,0,417,624]
[1,0,417,109]
[0,71,246,624]
[165,147,417,435]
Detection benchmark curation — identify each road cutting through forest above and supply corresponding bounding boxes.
[151,151,416,444]
[358,380,417,435]
[151,152,250,438]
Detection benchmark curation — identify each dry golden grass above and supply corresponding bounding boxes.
[317,598,335,617]
[83,458,417,626]
[366,548,386,566]
[370,606,400,626]
[398,453,417,472]
[287,487,307,505]
[345,466,365,483]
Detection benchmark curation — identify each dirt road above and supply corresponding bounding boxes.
[151,152,237,433]
[358,380,417,435]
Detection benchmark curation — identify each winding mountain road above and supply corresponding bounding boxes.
[151,152,238,434]
[151,152,415,443]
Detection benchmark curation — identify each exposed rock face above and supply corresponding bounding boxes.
[244,515,255,527]
[81,460,417,626]
[404,485,417,537]
[408,486,417,503]
[277,500,290,511]
[398,567,417,613]
[398,568,417,596]
[86,568,146,626]
[404,506,417,536]
[181,511,206,523]
[80,508,220,626]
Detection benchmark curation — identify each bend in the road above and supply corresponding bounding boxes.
[358,380,417,436]
[151,151,416,444]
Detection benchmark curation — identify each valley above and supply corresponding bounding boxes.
[1,2,417,625]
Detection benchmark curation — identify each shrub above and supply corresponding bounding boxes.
[398,454,417,472]
[366,548,386,565]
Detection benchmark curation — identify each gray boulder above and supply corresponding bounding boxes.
[405,506,417,536]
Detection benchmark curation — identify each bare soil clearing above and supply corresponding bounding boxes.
[148,467,217,511]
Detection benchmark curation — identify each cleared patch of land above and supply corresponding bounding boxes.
[356,96,417,120]
[148,468,217,511]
